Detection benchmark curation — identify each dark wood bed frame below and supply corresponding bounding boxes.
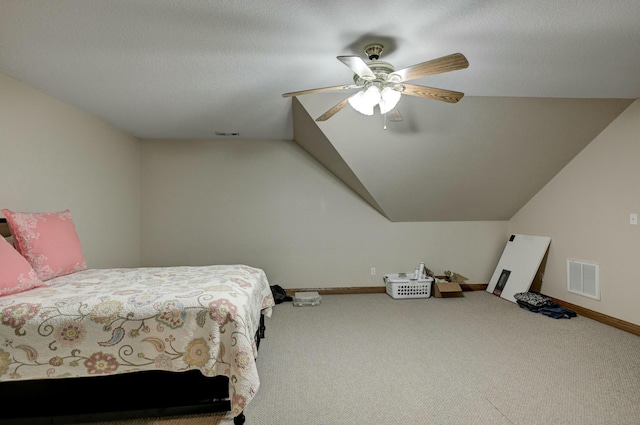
[1,370,232,425]
[0,274,267,425]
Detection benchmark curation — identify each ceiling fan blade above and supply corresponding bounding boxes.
[316,97,350,122]
[386,107,403,122]
[337,56,376,80]
[390,53,469,82]
[282,84,358,98]
[400,83,464,103]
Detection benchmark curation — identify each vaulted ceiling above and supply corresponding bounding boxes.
[1,1,638,221]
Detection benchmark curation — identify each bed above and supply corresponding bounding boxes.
[0,212,275,424]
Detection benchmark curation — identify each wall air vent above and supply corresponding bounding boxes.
[567,259,600,300]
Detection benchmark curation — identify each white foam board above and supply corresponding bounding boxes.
[486,234,551,303]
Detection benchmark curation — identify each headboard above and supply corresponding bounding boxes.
[0,218,11,238]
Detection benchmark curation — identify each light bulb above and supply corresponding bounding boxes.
[362,86,381,105]
[379,87,401,115]
[348,89,376,116]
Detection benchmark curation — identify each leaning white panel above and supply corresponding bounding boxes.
[486,234,552,303]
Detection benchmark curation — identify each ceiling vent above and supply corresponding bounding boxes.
[567,259,600,300]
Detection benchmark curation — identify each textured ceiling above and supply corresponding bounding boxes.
[1,1,639,221]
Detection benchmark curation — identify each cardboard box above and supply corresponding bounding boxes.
[433,274,465,298]
[433,281,463,298]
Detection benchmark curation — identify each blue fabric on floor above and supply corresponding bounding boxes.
[517,302,577,319]
[538,303,577,319]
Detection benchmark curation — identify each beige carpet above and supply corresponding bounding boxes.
[78,291,640,425]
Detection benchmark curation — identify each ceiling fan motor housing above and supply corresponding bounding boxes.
[353,60,397,89]
[364,43,384,60]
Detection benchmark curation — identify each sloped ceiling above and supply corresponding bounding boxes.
[295,96,632,221]
[1,1,639,221]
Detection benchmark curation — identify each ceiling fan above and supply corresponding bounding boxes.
[282,43,469,122]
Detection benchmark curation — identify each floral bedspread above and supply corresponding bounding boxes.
[0,264,275,417]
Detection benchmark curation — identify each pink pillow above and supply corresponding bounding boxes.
[0,237,45,296]
[1,209,87,281]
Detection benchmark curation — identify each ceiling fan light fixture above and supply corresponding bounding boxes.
[348,86,380,116]
[363,85,381,105]
[378,87,402,115]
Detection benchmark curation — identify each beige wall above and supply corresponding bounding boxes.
[140,139,507,288]
[509,99,640,325]
[0,72,141,268]
[5,67,637,325]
